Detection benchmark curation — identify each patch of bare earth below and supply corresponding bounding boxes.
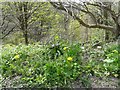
[90,76,119,88]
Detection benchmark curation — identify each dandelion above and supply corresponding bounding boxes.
[14,55,20,59]
[67,57,73,61]
[55,35,59,39]
[63,47,68,50]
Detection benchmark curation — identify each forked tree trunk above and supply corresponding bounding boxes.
[103,2,112,42]
[116,1,120,39]
[115,24,120,39]
[18,2,29,45]
[85,18,89,42]
[24,31,28,45]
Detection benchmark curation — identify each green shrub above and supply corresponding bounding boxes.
[103,45,120,77]
[43,58,81,87]
[1,43,91,88]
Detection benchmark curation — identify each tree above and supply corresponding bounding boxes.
[49,1,120,39]
[1,2,58,45]
[102,2,112,41]
[1,2,40,45]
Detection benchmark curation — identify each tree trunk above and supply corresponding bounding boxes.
[23,2,29,45]
[18,2,29,45]
[103,2,111,41]
[116,1,120,39]
[63,13,70,40]
[115,24,120,39]
[117,2,120,75]
[114,1,120,39]
[85,18,89,42]
[24,31,28,45]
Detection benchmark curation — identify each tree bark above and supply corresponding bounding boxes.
[49,2,115,32]
[85,18,89,42]
[23,2,29,45]
[117,1,120,39]
[103,2,111,41]
[115,24,120,39]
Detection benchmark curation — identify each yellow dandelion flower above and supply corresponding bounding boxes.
[14,55,20,59]
[67,57,73,61]
[55,35,59,39]
[63,47,68,50]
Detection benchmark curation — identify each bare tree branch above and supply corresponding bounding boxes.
[1,26,16,39]
[50,2,115,32]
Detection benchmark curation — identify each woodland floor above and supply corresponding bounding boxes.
[1,75,119,88]
[90,76,119,88]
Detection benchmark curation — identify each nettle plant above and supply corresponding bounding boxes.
[96,44,119,78]
[103,49,119,77]
[1,37,91,88]
[44,43,91,87]
[47,35,82,62]
[43,36,91,87]
[1,44,46,78]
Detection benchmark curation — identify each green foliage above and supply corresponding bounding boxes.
[43,60,81,87]
[42,42,87,87]
[3,32,25,45]
[1,41,119,88]
[1,43,91,88]
[86,43,120,78]
[1,43,46,77]
[103,44,119,77]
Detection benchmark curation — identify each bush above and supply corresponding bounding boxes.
[103,44,119,78]
[1,43,91,88]
[88,43,119,78]
[82,42,120,78]
[1,44,47,87]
